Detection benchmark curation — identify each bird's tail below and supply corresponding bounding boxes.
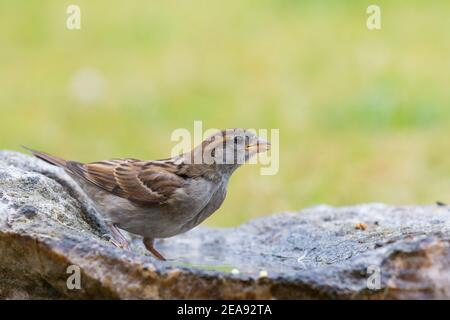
[22,146,67,168]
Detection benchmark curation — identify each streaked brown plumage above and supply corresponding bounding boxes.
[24,129,270,260]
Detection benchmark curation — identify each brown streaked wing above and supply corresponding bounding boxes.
[67,159,186,204]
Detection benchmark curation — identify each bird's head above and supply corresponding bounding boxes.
[188,129,271,174]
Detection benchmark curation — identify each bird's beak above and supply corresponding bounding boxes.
[246,138,271,153]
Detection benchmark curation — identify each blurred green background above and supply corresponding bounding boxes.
[1,1,450,226]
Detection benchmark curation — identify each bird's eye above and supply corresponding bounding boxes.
[233,136,243,144]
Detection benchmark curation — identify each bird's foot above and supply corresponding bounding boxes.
[108,237,128,249]
[143,237,166,261]
[106,223,130,250]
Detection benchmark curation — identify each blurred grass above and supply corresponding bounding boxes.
[1,1,450,226]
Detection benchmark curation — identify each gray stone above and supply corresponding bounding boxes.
[1,150,450,299]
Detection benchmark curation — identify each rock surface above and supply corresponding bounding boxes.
[1,150,450,299]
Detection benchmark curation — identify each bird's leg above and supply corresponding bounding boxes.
[107,223,129,250]
[143,237,166,261]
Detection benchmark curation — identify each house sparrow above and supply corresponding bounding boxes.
[24,129,270,260]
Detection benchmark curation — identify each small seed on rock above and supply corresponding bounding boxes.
[231,268,240,275]
[258,270,268,278]
[355,223,367,231]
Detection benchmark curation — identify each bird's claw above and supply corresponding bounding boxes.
[104,233,129,250]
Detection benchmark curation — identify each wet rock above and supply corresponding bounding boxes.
[1,150,450,299]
